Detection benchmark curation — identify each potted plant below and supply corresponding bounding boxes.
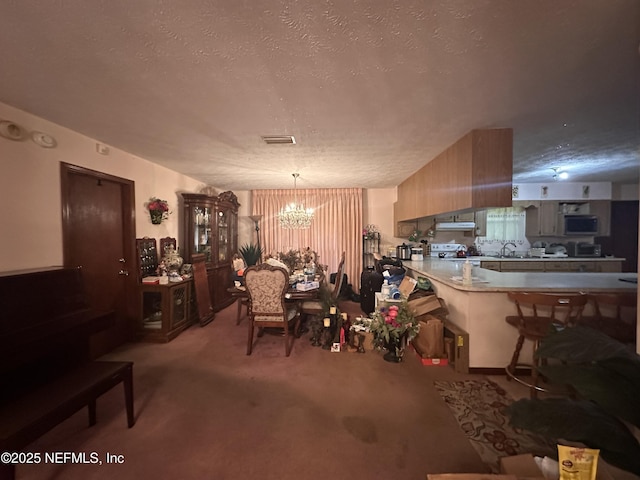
[369,301,420,362]
[239,243,263,267]
[506,325,640,475]
[146,197,170,224]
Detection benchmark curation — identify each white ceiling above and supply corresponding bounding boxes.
[1,0,638,190]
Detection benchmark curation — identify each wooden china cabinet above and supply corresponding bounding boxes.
[181,191,239,312]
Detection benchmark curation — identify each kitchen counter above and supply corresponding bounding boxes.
[402,258,635,292]
[401,258,637,370]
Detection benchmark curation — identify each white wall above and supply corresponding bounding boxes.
[0,102,206,272]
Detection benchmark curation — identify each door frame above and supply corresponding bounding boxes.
[60,162,138,339]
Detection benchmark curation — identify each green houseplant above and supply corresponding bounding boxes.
[239,243,263,267]
[506,325,640,475]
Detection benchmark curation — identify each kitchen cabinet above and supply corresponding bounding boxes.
[524,201,559,236]
[479,259,621,273]
[182,191,239,312]
[499,261,545,272]
[480,261,501,271]
[394,129,513,223]
[589,200,611,236]
[473,210,487,237]
[139,279,192,342]
[395,219,417,238]
[595,261,622,273]
[544,261,596,272]
[435,212,475,223]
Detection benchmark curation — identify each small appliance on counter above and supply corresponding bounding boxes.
[396,243,412,260]
[566,242,602,258]
[410,247,423,261]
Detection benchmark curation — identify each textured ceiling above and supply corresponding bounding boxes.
[0,0,638,190]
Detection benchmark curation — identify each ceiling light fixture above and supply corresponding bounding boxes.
[278,173,313,229]
[261,135,296,145]
[551,167,569,181]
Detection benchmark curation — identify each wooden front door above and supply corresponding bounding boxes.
[61,163,136,357]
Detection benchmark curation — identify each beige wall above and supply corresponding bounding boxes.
[0,102,206,272]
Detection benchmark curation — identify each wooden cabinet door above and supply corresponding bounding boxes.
[539,202,559,235]
[596,261,622,273]
[590,200,611,236]
[473,210,487,236]
[480,261,500,271]
[525,201,558,236]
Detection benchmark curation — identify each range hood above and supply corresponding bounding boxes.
[435,222,476,231]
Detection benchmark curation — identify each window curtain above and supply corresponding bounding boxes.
[484,207,526,241]
[252,188,363,292]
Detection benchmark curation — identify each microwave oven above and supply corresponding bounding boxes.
[557,215,599,236]
[566,242,602,257]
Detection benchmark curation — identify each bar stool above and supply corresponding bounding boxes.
[580,293,637,345]
[505,291,588,398]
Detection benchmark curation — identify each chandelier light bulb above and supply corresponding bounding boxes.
[278,173,314,229]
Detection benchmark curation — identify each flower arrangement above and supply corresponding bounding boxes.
[362,224,379,240]
[146,197,170,224]
[369,301,420,353]
[273,247,322,273]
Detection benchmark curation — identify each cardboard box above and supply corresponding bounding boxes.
[295,281,319,291]
[408,295,443,319]
[398,275,417,297]
[427,475,518,480]
[443,319,469,374]
[499,454,544,480]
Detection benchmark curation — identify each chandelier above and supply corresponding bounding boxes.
[278,173,314,229]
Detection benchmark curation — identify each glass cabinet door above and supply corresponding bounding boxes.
[193,205,212,263]
[217,208,229,263]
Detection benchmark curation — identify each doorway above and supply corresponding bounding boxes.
[60,163,137,357]
[596,200,639,273]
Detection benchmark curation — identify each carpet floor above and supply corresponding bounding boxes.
[16,300,508,480]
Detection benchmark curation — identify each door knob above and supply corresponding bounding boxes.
[118,258,126,263]
[118,269,129,276]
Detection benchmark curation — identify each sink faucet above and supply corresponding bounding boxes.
[501,242,517,257]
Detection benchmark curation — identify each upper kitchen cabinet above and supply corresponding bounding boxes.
[523,201,558,236]
[589,200,611,236]
[394,129,513,223]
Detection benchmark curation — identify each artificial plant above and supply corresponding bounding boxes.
[506,325,640,475]
[239,243,263,266]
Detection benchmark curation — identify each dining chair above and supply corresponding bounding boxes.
[244,263,301,356]
[504,291,588,398]
[300,251,345,319]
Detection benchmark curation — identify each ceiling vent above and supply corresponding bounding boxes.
[261,135,296,145]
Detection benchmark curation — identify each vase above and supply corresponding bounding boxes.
[150,210,163,225]
[383,334,407,363]
[163,245,184,273]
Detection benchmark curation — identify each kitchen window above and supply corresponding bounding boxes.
[482,207,526,242]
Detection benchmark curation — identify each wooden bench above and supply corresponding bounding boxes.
[0,267,136,480]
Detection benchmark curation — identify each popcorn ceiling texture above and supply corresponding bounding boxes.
[0,0,637,189]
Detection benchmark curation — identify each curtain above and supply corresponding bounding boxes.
[252,188,363,292]
[484,207,526,241]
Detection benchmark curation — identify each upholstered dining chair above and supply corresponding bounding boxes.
[244,263,301,356]
[300,251,346,320]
